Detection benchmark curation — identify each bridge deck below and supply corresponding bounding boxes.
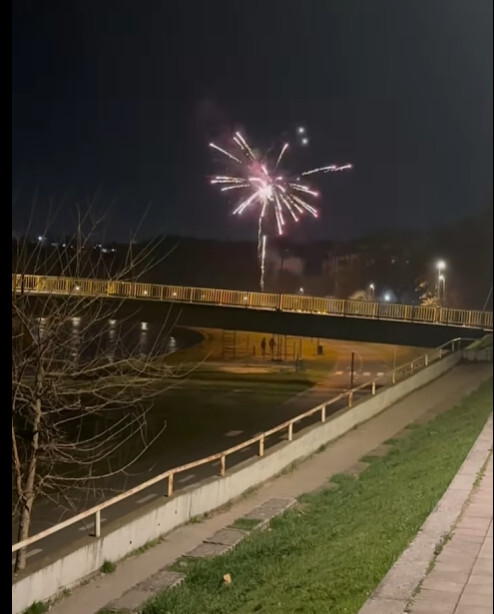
[12,274,493,331]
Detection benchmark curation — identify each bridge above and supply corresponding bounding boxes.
[12,274,493,347]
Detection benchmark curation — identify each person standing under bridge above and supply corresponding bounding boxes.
[269,336,276,359]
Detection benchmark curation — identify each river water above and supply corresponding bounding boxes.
[32,317,199,363]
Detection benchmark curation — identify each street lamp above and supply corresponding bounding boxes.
[438,274,446,304]
[369,283,375,300]
[384,292,391,302]
[436,260,446,305]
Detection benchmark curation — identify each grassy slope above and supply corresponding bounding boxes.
[144,378,493,614]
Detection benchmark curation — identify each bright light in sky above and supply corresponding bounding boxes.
[297,126,306,134]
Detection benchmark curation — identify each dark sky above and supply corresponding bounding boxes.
[12,0,493,242]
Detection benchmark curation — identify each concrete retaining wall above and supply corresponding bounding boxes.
[462,348,493,362]
[12,352,461,614]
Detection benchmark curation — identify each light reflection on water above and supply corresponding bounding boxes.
[32,317,181,363]
[71,317,81,366]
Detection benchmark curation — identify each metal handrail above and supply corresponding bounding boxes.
[12,336,465,555]
[12,274,493,331]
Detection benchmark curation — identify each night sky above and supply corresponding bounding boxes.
[12,0,493,242]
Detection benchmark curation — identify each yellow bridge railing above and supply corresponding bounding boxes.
[12,274,493,331]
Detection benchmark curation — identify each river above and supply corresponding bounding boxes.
[32,316,201,362]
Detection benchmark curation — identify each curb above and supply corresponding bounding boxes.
[358,413,493,614]
[104,497,296,613]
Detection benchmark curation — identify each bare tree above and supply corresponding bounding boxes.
[12,210,178,571]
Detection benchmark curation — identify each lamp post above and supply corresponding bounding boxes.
[436,260,446,306]
[369,283,375,301]
[438,274,446,305]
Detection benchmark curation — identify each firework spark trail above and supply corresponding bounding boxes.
[275,143,289,168]
[289,183,319,197]
[209,132,352,289]
[234,132,256,160]
[209,143,242,164]
[260,234,267,291]
[301,163,353,176]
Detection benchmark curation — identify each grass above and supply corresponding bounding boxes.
[143,378,492,614]
[467,334,493,350]
[22,603,49,614]
[100,560,117,574]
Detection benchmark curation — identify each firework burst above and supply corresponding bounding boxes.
[209,131,352,290]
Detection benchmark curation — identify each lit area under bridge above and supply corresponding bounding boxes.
[12,274,493,348]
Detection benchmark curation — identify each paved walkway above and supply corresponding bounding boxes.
[408,455,493,614]
[45,364,491,614]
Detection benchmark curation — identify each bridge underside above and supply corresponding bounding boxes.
[25,295,486,347]
[58,297,488,348]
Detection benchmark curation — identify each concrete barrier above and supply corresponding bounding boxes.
[462,348,493,362]
[12,351,461,614]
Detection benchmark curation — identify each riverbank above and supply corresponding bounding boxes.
[141,378,492,614]
[39,364,492,614]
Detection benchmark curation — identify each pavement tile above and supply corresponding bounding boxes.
[413,588,460,605]
[203,527,247,547]
[358,597,408,614]
[464,508,493,519]
[420,577,464,593]
[108,588,151,611]
[408,598,457,613]
[453,529,487,542]
[454,605,494,614]
[185,542,230,558]
[472,557,494,576]
[431,563,473,577]
[468,573,494,586]
[437,550,479,564]
[456,518,491,531]
[137,569,184,592]
[451,533,485,544]
[440,542,481,557]
[456,591,494,607]
[462,583,493,598]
